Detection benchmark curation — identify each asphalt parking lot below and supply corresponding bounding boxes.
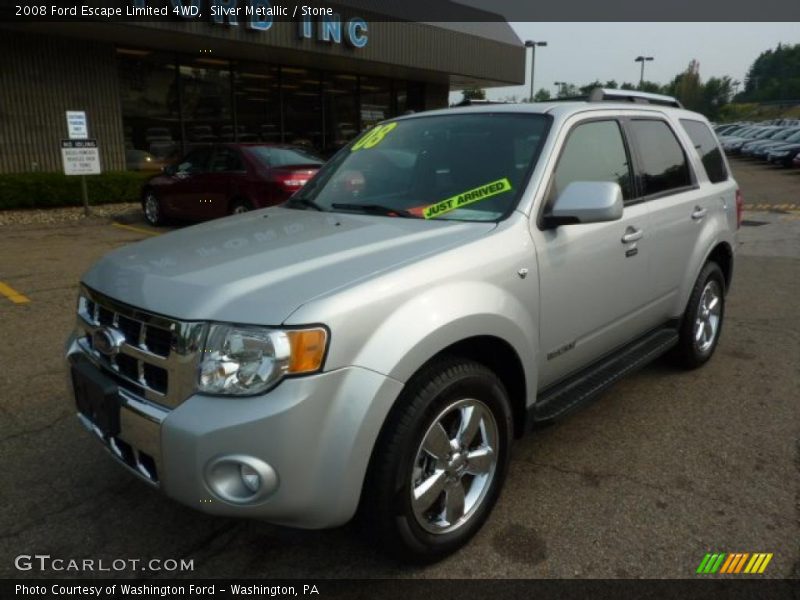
[0,158,798,579]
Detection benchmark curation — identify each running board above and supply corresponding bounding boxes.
[529,326,679,426]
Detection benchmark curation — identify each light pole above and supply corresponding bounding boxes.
[634,56,654,88]
[554,81,566,97]
[525,40,547,101]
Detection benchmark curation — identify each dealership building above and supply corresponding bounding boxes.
[0,6,525,174]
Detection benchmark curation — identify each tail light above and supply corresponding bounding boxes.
[735,189,743,229]
[273,169,315,193]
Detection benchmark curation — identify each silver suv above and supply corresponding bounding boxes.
[66,89,741,561]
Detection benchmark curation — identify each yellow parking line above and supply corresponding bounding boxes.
[0,281,31,304]
[112,222,160,236]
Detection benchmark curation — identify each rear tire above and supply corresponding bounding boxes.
[229,198,253,215]
[360,357,512,563]
[671,261,726,369]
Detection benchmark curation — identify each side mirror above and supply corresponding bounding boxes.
[543,181,624,228]
[163,164,176,176]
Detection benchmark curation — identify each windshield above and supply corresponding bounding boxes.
[289,113,551,221]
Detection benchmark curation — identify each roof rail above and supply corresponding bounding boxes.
[452,98,516,107]
[588,87,683,108]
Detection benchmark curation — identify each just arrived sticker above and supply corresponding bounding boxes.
[422,178,513,219]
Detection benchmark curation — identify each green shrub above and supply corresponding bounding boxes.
[0,171,153,210]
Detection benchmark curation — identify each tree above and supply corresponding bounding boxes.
[462,87,486,101]
[667,60,702,111]
[556,83,579,98]
[579,80,603,95]
[533,88,551,102]
[739,43,800,102]
[700,76,734,120]
[638,80,664,94]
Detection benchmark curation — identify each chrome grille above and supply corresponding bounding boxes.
[75,285,206,409]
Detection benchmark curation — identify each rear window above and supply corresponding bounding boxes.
[680,119,728,184]
[629,120,692,197]
[248,147,323,167]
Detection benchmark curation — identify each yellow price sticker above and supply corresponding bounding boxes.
[351,122,398,151]
[422,178,513,219]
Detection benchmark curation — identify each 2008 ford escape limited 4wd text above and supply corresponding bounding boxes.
[67,89,740,561]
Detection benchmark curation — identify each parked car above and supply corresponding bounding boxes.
[68,89,739,562]
[741,127,800,158]
[723,126,780,154]
[766,138,800,167]
[141,143,323,225]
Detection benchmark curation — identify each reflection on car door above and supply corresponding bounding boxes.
[532,117,653,388]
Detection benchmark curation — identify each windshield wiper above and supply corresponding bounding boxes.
[331,203,416,218]
[286,197,324,211]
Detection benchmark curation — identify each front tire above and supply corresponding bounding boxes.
[361,358,512,563]
[142,190,165,226]
[671,261,726,369]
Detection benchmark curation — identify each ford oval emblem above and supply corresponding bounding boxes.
[91,327,126,357]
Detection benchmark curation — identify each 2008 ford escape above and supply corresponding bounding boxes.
[66,89,740,561]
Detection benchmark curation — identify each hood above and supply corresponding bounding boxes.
[83,207,496,324]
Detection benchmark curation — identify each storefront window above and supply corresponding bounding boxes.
[179,57,233,151]
[117,49,180,171]
[117,47,430,167]
[360,76,392,129]
[323,73,358,155]
[282,67,323,152]
[397,81,426,115]
[233,63,280,143]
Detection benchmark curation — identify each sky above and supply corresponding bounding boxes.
[450,23,800,102]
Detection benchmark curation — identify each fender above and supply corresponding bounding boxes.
[350,280,538,396]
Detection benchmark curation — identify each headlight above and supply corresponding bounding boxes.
[198,324,327,396]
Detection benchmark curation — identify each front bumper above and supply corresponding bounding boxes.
[66,336,404,528]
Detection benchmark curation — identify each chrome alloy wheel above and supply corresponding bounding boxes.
[410,398,498,534]
[232,204,249,215]
[695,280,722,354]
[144,192,160,224]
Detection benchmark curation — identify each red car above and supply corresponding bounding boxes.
[141,143,324,225]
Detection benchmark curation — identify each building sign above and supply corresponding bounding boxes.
[61,140,101,175]
[130,1,369,47]
[66,111,88,139]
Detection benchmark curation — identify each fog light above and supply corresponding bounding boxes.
[204,455,278,504]
[240,464,261,493]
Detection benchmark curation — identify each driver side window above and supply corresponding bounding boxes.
[548,120,633,208]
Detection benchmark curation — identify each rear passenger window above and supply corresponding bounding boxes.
[629,120,692,196]
[680,119,728,183]
[550,120,633,204]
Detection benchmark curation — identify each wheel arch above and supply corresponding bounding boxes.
[706,241,734,293]
[429,336,528,439]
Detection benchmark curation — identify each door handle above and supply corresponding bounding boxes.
[621,228,643,244]
[691,206,708,220]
